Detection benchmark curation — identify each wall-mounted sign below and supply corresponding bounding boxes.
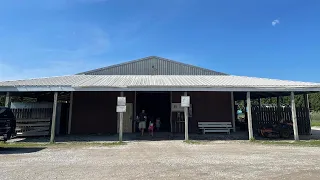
[117,97,126,106]
[116,105,126,113]
[181,96,190,107]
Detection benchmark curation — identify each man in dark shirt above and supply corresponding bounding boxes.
[138,110,147,136]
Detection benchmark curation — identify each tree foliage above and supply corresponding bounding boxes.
[236,92,320,111]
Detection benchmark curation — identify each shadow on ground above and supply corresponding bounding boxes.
[9,131,249,143]
[0,147,45,154]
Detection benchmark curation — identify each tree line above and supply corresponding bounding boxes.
[236,93,320,111]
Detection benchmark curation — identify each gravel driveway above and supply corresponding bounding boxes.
[1,141,320,180]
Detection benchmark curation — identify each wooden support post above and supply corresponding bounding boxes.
[5,92,10,108]
[67,92,74,135]
[304,94,311,134]
[258,98,261,108]
[50,92,58,143]
[304,94,310,108]
[291,92,299,141]
[170,91,173,133]
[133,91,137,133]
[247,92,253,140]
[184,92,189,141]
[231,92,236,132]
[277,96,281,121]
[277,96,280,107]
[119,92,124,142]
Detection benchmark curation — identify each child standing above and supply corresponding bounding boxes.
[156,118,161,131]
[148,120,154,136]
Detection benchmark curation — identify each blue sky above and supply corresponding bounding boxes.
[0,0,319,82]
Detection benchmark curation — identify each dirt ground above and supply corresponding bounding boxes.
[1,141,320,180]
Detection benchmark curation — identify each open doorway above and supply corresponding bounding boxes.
[136,92,171,132]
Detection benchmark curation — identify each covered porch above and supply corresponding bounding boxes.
[1,75,320,142]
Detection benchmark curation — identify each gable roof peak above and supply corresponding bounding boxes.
[78,56,228,75]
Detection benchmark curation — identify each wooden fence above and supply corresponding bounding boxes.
[12,108,53,137]
[251,106,311,135]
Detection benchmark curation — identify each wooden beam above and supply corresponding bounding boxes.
[304,94,310,108]
[231,92,236,132]
[291,92,299,141]
[170,91,173,133]
[247,92,253,140]
[119,92,124,142]
[133,91,137,133]
[5,92,10,108]
[50,92,58,143]
[184,92,189,141]
[304,94,311,135]
[67,92,74,135]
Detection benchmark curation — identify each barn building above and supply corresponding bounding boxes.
[0,56,319,141]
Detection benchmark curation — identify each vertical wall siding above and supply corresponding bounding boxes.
[172,91,232,133]
[85,57,225,75]
[71,91,134,134]
[71,91,231,134]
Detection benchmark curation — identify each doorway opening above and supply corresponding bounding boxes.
[136,92,171,132]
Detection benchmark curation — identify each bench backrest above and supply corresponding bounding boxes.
[198,122,232,128]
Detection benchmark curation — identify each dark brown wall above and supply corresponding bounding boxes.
[172,91,232,133]
[71,91,134,134]
[71,91,231,134]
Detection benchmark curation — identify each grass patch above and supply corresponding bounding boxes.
[0,141,126,148]
[311,112,320,127]
[253,140,320,147]
[184,140,207,144]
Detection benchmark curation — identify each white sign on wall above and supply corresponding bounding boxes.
[117,97,126,106]
[181,96,190,107]
[116,106,126,113]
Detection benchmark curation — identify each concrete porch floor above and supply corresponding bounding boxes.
[7,127,320,143]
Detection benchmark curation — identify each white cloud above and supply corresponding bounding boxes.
[272,19,280,26]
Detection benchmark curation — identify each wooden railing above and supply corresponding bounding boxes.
[12,108,53,137]
[251,106,311,135]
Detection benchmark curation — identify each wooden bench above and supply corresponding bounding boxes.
[198,122,232,134]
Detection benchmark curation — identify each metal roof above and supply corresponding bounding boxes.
[1,75,320,92]
[78,56,227,75]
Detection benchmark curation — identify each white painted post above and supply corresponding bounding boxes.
[291,92,299,141]
[67,92,74,135]
[182,92,189,141]
[247,92,253,140]
[5,92,10,108]
[119,92,124,142]
[50,92,58,143]
[231,92,236,132]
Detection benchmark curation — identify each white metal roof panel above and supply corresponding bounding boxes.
[0,75,319,92]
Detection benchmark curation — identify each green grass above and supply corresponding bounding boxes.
[0,141,126,148]
[311,112,320,127]
[253,140,320,147]
[184,140,207,144]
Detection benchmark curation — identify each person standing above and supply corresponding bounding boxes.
[156,117,161,131]
[138,110,147,136]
